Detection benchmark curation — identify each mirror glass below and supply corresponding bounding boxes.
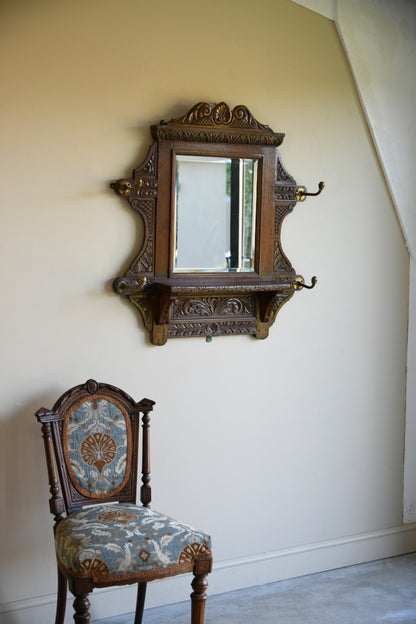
[173,155,258,272]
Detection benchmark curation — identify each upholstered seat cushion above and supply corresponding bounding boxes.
[55,503,212,583]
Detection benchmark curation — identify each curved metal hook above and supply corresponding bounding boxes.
[293,276,317,291]
[295,181,325,201]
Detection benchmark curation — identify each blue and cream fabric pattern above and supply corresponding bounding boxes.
[55,503,212,582]
[63,397,132,498]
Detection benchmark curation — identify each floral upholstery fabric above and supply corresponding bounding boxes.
[55,503,212,582]
[63,397,131,498]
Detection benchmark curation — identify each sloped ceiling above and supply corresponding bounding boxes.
[291,0,336,20]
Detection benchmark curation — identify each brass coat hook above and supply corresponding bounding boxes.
[295,181,325,202]
[293,276,317,291]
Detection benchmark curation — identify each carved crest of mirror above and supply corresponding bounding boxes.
[111,101,324,345]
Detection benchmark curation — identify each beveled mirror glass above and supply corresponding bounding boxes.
[173,155,258,273]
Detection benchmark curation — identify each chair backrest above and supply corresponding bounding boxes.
[36,379,155,522]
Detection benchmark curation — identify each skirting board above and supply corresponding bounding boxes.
[2,523,416,624]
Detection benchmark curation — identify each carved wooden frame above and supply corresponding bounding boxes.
[111,101,306,345]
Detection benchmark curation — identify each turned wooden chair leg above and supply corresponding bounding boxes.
[73,592,91,624]
[134,582,147,624]
[55,565,67,624]
[191,573,209,624]
[69,578,93,624]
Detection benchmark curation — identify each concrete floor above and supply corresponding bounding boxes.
[94,553,416,623]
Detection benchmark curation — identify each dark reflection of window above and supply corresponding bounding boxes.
[229,159,240,270]
[228,159,255,271]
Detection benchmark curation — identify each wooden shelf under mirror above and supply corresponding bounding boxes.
[111,101,322,345]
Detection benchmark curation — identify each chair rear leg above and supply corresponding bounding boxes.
[55,565,67,624]
[134,582,147,624]
[191,573,209,624]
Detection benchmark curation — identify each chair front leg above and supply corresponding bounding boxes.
[69,577,93,624]
[55,565,67,624]
[191,556,212,624]
[191,572,209,623]
[73,592,91,624]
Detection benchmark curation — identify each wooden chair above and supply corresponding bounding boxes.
[36,379,212,624]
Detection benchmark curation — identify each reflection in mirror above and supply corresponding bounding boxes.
[173,155,258,272]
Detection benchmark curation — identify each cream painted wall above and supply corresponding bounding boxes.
[334,0,416,525]
[293,0,416,525]
[0,1,413,622]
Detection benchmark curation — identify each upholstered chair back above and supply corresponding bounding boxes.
[37,379,155,516]
[64,396,132,499]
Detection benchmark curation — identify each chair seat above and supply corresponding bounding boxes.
[55,503,212,583]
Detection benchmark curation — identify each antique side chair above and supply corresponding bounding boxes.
[35,379,212,624]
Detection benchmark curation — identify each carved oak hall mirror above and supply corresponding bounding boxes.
[111,102,323,345]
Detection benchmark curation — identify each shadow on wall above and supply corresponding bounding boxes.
[0,388,64,622]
